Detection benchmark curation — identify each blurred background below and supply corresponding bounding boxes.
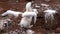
[0,0,60,34]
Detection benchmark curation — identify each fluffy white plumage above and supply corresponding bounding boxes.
[33,9,38,14]
[19,2,38,28]
[22,9,38,23]
[1,10,23,17]
[19,9,38,28]
[26,2,32,10]
[44,9,57,13]
[26,2,33,12]
[44,9,57,23]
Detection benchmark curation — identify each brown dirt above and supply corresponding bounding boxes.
[0,0,60,34]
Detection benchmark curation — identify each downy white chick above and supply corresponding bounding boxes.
[19,9,38,28]
[19,2,38,28]
[44,9,57,23]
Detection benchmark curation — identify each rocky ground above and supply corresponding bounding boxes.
[0,0,60,34]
